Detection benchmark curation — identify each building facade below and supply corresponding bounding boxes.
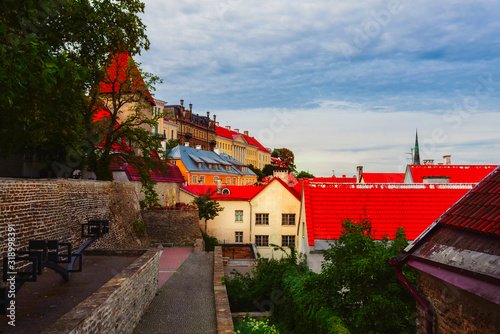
[164,100,216,151]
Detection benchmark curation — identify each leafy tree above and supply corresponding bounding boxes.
[190,189,224,233]
[320,218,417,334]
[271,148,296,172]
[295,170,315,179]
[248,164,265,181]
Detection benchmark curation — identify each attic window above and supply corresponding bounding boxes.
[225,165,231,171]
[197,162,202,168]
[222,188,230,195]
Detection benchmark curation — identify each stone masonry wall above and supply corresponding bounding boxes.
[133,181,180,207]
[416,270,500,334]
[141,209,201,246]
[41,248,160,334]
[0,178,148,265]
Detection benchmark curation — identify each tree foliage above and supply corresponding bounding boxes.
[295,170,315,179]
[248,164,265,181]
[320,218,417,334]
[271,148,296,172]
[190,189,224,232]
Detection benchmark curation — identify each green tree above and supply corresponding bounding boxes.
[271,148,296,172]
[190,189,224,233]
[320,217,417,334]
[262,164,285,178]
[248,164,265,181]
[295,170,315,179]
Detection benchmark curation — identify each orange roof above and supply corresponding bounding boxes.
[362,173,405,183]
[304,182,473,245]
[408,165,497,183]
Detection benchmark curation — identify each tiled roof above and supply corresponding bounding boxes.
[304,182,473,246]
[271,157,287,168]
[110,155,184,183]
[181,185,264,201]
[216,126,270,153]
[99,53,155,106]
[437,166,500,236]
[407,165,497,183]
[168,145,256,177]
[362,173,405,183]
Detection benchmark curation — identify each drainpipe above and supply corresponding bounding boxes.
[390,257,433,334]
[248,200,252,244]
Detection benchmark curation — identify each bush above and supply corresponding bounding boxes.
[203,233,219,251]
[234,316,281,334]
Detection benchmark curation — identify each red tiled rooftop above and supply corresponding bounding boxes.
[304,183,473,245]
[437,166,500,236]
[408,165,497,183]
[309,176,357,183]
[216,126,270,153]
[110,156,184,183]
[182,185,264,201]
[362,173,405,183]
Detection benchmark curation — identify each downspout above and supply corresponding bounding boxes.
[248,200,252,244]
[390,257,433,334]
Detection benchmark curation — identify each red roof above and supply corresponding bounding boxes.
[216,126,270,153]
[110,156,184,183]
[271,157,288,168]
[182,185,264,201]
[99,53,155,106]
[437,166,500,236]
[408,165,497,183]
[304,182,473,245]
[182,177,300,201]
[362,173,405,183]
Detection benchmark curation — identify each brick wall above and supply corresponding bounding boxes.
[41,248,160,334]
[141,209,201,246]
[0,178,149,265]
[416,270,500,334]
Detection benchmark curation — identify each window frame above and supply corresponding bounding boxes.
[281,235,296,247]
[235,231,243,243]
[255,213,269,225]
[282,214,296,226]
[235,210,243,222]
[255,235,269,247]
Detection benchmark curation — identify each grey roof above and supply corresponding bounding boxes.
[168,145,256,177]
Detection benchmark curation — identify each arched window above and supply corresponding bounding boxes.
[222,188,230,195]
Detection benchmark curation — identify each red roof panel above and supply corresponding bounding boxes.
[362,173,405,183]
[304,183,473,246]
[409,165,497,183]
[216,126,270,153]
[437,166,500,236]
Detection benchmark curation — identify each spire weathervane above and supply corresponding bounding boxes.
[414,129,421,165]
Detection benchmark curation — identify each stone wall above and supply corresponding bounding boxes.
[214,246,235,334]
[0,178,148,264]
[416,271,500,334]
[41,248,160,334]
[141,209,201,246]
[133,181,180,207]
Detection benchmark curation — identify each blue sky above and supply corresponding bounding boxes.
[137,0,500,176]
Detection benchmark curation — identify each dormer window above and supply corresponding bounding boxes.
[225,165,231,171]
[197,162,202,168]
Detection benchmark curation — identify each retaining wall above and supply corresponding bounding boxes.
[141,209,201,246]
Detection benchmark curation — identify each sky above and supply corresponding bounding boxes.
[136,0,500,177]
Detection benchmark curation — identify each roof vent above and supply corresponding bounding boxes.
[196,145,202,150]
[184,142,190,147]
[225,126,231,130]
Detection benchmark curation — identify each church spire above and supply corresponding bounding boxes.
[414,130,421,165]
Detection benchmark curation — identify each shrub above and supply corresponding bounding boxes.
[203,233,219,251]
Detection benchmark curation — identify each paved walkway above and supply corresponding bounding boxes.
[134,250,217,334]
[158,247,194,288]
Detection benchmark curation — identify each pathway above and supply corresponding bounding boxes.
[134,250,217,334]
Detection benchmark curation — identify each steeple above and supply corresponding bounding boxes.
[414,130,421,165]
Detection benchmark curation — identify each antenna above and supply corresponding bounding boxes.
[405,147,414,164]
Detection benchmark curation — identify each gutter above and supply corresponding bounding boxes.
[390,256,433,334]
[248,200,252,243]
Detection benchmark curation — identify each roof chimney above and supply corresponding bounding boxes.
[189,103,192,112]
[216,179,222,194]
[225,126,231,130]
[196,145,202,150]
[356,166,363,183]
[423,159,434,165]
[443,155,451,165]
[332,169,335,177]
[244,130,249,136]
[214,148,220,155]
[234,129,239,133]
[180,99,184,106]
[184,142,190,147]
[214,115,216,123]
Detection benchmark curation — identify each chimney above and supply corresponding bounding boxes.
[196,145,202,150]
[216,179,222,194]
[207,111,210,118]
[332,170,335,177]
[234,129,239,133]
[225,126,231,130]
[443,155,451,165]
[214,115,216,123]
[180,99,184,106]
[214,148,220,155]
[216,122,219,126]
[423,159,434,165]
[244,130,249,136]
[356,166,363,183]
[184,142,190,147]
[189,103,192,113]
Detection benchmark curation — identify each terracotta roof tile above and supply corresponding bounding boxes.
[408,165,497,183]
[362,173,405,183]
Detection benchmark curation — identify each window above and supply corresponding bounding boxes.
[235,232,243,243]
[255,213,269,225]
[197,162,202,168]
[171,130,175,139]
[282,214,296,226]
[255,235,269,247]
[192,175,198,184]
[214,176,219,183]
[235,210,243,222]
[233,177,237,185]
[199,175,205,184]
[282,235,296,247]
[222,188,230,195]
